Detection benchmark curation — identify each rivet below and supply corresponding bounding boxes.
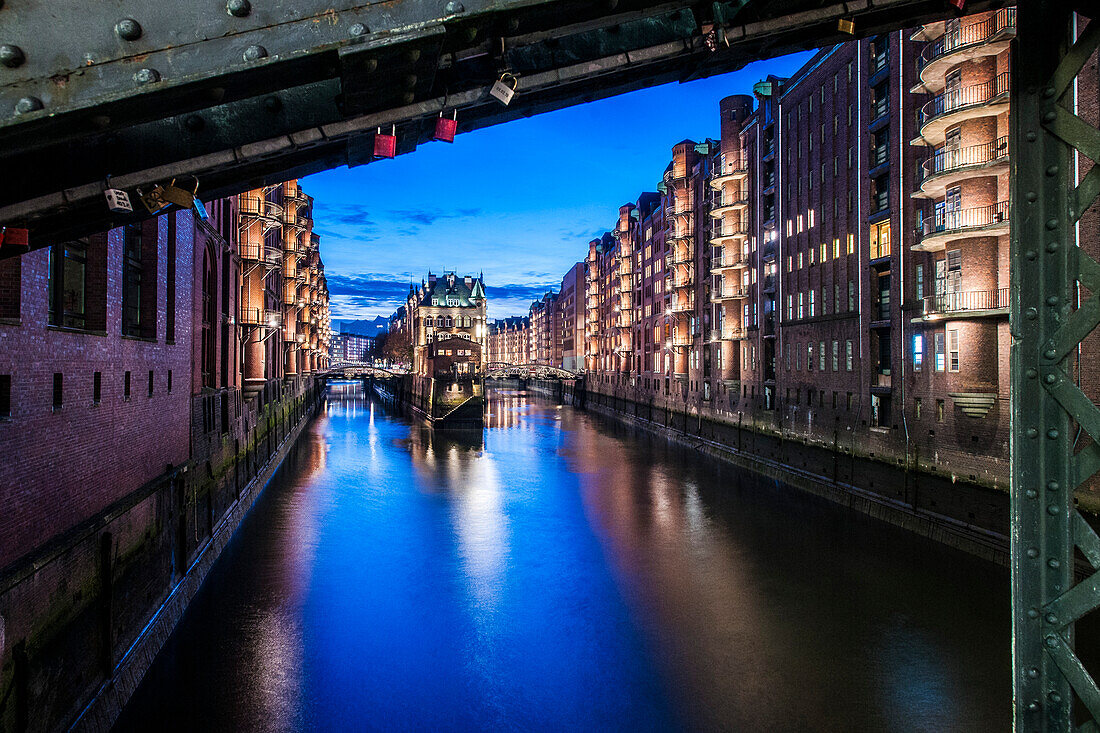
[1027,427,1039,439]
[1026,489,1038,499]
[1043,86,1056,98]
[445,1,465,12]
[1045,635,1058,648]
[227,0,251,17]
[1049,692,1062,703]
[1045,613,1058,624]
[350,23,367,37]
[1047,481,1059,491]
[1047,505,1060,515]
[1047,429,1059,439]
[184,115,204,131]
[1045,218,1058,230]
[1044,373,1056,385]
[1029,608,1041,619]
[1027,701,1040,711]
[115,18,142,41]
[243,45,267,61]
[1026,250,1037,260]
[1026,367,1038,378]
[1054,583,1063,592]
[1046,165,1059,177]
[1026,309,1038,321]
[1044,348,1057,360]
[1046,296,1058,306]
[1027,547,1039,558]
[1027,667,1040,678]
[1047,242,1059,253]
[1043,110,1057,123]
[1026,131,1037,142]
[402,91,415,103]
[363,58,378,73]
[406,48,421,63]
[0,44,25,68]
[14,96,42,114]
[134,68,159,84]
[1048,558,1060,568]
[263,96,281,112]
[1026,191,1038,203]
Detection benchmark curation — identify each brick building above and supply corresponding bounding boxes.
[528,290,561,366]
[488,315,530,365]
[403,271,488,376]
[558,263,586,371]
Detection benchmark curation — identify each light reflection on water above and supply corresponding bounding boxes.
[117,382,1011,732]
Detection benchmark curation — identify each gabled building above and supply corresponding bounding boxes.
[406,271,488,376]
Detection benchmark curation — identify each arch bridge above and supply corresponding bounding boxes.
[484,362,581,380]
[325,361,407,379]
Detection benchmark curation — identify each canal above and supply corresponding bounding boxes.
[116,381,1012,732]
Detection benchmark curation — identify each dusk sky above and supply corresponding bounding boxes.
[303,50,815,322]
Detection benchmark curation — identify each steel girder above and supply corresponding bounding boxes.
[1011,4,1100,731]
[0,0,995,250]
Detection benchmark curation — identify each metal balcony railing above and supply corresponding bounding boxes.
[671,295,695,313]
[920,136,1009,182]
[918,201,1010,240]
[672,333,693,347]
[712,221,750,238]
[711,252,746,269]
[239,307,283,329]
[919,8,1016,70]
[713,152,749,178]
[919,73,1011,126]
[923,287,1009,316]
[710,326,746,341]
[238,196,284,222]
[670,244,695,265]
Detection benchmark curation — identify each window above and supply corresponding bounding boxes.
[834,283,841,313]
[809,289,816,317]
[124,370,132,399]
[916,264,925,300]
[53,373,63,410]
[166,213,176,342]
[796,343,802,370]
[93,371,101,404]
[846,340,853,371]
[148,370,154,397]
[870,220,891,259]
[937,399,946,422]
[848,280,856,311]
[948,329,960,371]
[915,398,922,420]
[832,341,839,371]
[807,343,814,372]
[934,332,946,371]
[0,256,19,320]
[798,292,804,319]
[846,233,855,255]
[123,225,144,337]
[786,342,792,370]
[819,342,826,372]
[913,334,924,371]
[0,374,9,418]
[48,240,88,329]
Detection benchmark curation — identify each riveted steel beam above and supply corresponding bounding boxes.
[0,0,996,248]
[1011,3,1100,731]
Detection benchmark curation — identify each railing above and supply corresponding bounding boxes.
[923,287,1009,316]
[762,173,776,190]
[870,94,889,122]
[872,371,892,389]
[919,72,1011,126]
[671,295,695,313]
[711,221,750,238]
[711,285,747,300]
[919,8,1016,70]
[238,196,284,221]
[713,152,748,177]
[920,136,1009,182]
[669,269,693,288]
[710,326,746,340]
[264,245,283,266]
[238,307,282,329]
[918,201,1009,240]
[669,243,695,265]
[869,238,891,261]
[672,333,693,347]
[711,252,746,269]
[712,191,749,209]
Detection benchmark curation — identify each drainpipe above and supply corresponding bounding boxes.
[897,29,911,469]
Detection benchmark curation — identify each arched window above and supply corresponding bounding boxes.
[425,316,433,327]
[445,316,453,328]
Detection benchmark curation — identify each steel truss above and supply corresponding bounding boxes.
[1012,3,1100,730]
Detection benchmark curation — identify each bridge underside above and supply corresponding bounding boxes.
[0,0,997,249]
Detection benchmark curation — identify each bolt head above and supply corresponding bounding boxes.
[350,23,367,37]
[14,96,42,114]
[1047,429,1059,439]
[0,44,25,68]
[1045,635,1059,648]
[445,1,465,13]
[1027,427,1039,439]
[115,18,142,41]
[134,68,159,84]
[1043,110,1057,123]
[1047,481,1059,491]
[1027,547,1039,558]
[243,44,268,61]
[227,0,251,17]
[1026,308,1038,321]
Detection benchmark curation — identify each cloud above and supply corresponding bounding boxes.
[485,282,557,302]
[386,207,483,226]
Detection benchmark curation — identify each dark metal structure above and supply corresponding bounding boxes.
[485,362,580,379]
[0,0,995,248]
[1011,5,1100,730]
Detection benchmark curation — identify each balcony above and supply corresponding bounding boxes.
[239,307,283,330]
[915,200,1010,251]
[917,9,1016,92]
[711,252,748,271]
[871,371,892,391]
[710,326,746,341]
[668,267,693,288]
[915,73,1010,146]
[709,192,750,218]
[917,288,1009,319]
[710,154,749,188]
[916,136,1009,198]
[669,243,695,265]
[711,285,748,302]
[238,196,284,226]
[671,294,695,313]
[869,145,889,171]
[671,333,694,347]
[709,222,750,246]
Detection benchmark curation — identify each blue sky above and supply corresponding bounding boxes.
[303,51,814,321]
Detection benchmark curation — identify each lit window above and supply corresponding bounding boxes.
[913,334,924,370]
[948,329,960,372]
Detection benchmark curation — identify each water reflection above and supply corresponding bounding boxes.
[118,383,1013,732]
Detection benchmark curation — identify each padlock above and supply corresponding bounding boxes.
[138,185,172,215]
[434,109,458,143]
[193,198,209,221]
[489,73,517,106]
[837,18,855,34]
[160,178,198,208]
[374,126,397,158]
[104,188,133,214]
[0,227,29,250]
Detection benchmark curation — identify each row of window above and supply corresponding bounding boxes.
[0,369,172,417]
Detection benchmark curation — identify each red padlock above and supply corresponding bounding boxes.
[434,110,458,143]
[374,126,396,159]
[0,227,29,250]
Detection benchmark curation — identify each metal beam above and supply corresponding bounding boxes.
[1011,4,1100,730]
[0,0,995,249]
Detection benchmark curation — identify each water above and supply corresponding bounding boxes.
[116,382,1014,732]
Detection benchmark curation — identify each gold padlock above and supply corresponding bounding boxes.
[160,178,199,208]
[138,185,171,214]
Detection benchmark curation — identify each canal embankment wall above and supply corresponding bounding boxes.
[0,376,326,733]
[525,378,1099,566]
